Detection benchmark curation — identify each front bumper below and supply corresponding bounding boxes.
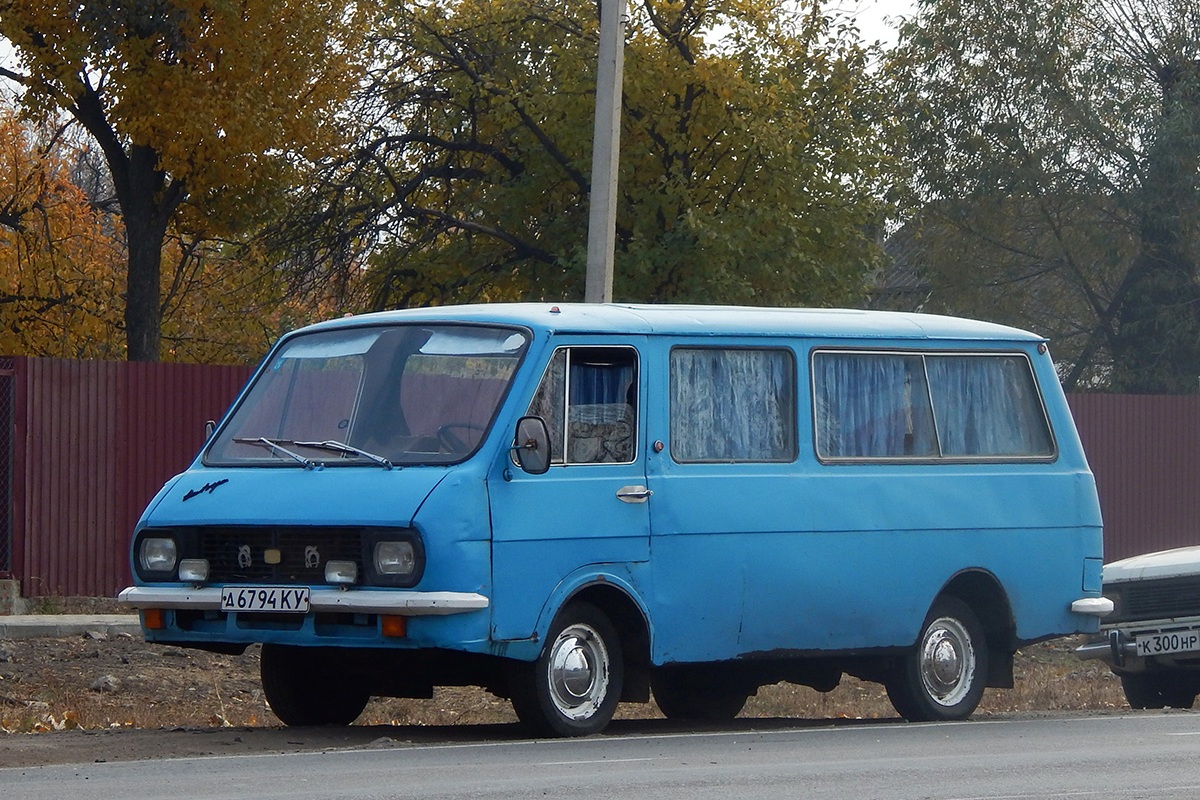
[1076,629,1137,666]
[118,586,489,616]
[1076,619,1200,670]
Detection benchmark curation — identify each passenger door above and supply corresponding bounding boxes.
[489,342,650,642]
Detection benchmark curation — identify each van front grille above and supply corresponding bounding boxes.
[198,527,365,584]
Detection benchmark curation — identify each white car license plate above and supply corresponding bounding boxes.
[1135,631,1200,657]
[221,586,310,613]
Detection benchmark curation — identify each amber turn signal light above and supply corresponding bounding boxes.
[381,615,407,638]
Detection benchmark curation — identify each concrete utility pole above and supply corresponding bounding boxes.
[583,0,627,304]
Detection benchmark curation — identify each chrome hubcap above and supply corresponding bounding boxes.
[547,623,610,720]
[919,616,975,707]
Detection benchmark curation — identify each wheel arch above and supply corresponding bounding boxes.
[938,568,1017,689]
[538,573,653,704]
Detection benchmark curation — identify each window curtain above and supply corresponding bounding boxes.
[671,348,796,462]
[570,361,634,407]
[813,353,937,458]
[567,359,636,464]
[925,356,1053,456]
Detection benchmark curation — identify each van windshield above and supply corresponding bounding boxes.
[205,324,528,467]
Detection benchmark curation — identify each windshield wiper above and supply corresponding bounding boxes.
[232,437,317,468]
[294,439,394,469]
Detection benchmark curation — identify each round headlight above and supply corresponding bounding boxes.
[374,541,416,577]
[139,537,178,573]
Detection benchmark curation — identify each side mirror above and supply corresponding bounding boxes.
[204,420,217,440]
[512,416,551,475]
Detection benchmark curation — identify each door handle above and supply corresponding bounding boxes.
[616,485,653,504]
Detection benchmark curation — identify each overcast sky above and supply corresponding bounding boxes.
[843,0,914,45]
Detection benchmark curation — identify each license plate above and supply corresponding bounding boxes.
[221,586,310,613]
[1135,631,1200,657]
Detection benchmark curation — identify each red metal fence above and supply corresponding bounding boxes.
[1068,393,1200,562]
[0,355,1197,597]
[2,357,252,597]
[0,358,14,582]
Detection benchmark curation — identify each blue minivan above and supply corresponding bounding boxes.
[119,304,1110,735]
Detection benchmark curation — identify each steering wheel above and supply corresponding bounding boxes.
[436,422,485,453]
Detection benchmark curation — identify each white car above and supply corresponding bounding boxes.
[1076,545,1200,709]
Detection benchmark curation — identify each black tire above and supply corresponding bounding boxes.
[652,668,750,721]
[510,602,623,737]
[1120,672,1199,709]
[886,597,988,722]
[260,644,370,726]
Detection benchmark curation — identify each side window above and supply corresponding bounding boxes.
[925,355,1054,457]
[812,350,1055,462]
[527,347,638,465]
[670,347,797,463]
[812,353,937,458]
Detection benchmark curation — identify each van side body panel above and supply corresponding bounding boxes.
[643,337,1102,665]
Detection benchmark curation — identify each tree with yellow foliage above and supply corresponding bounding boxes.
[0,109,126,358]
[0,104,346,363]
[0,0,373,361]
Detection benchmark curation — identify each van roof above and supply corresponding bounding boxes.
[303,303,1046,343]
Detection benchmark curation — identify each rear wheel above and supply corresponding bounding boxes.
[886,597,988,722]
[510,602,623,737]
[652,668,750,721]
[1120,672,1199,709]
[260,644,370,726]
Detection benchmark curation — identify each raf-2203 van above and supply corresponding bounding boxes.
[119,303,1111,736]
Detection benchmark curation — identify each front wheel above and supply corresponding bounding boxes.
[1120,672,1199,709]
[260,644,370,726]
[886,597,988,722]
[510,602,623,737]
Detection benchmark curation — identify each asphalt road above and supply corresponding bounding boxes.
[6,712,1200,800]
